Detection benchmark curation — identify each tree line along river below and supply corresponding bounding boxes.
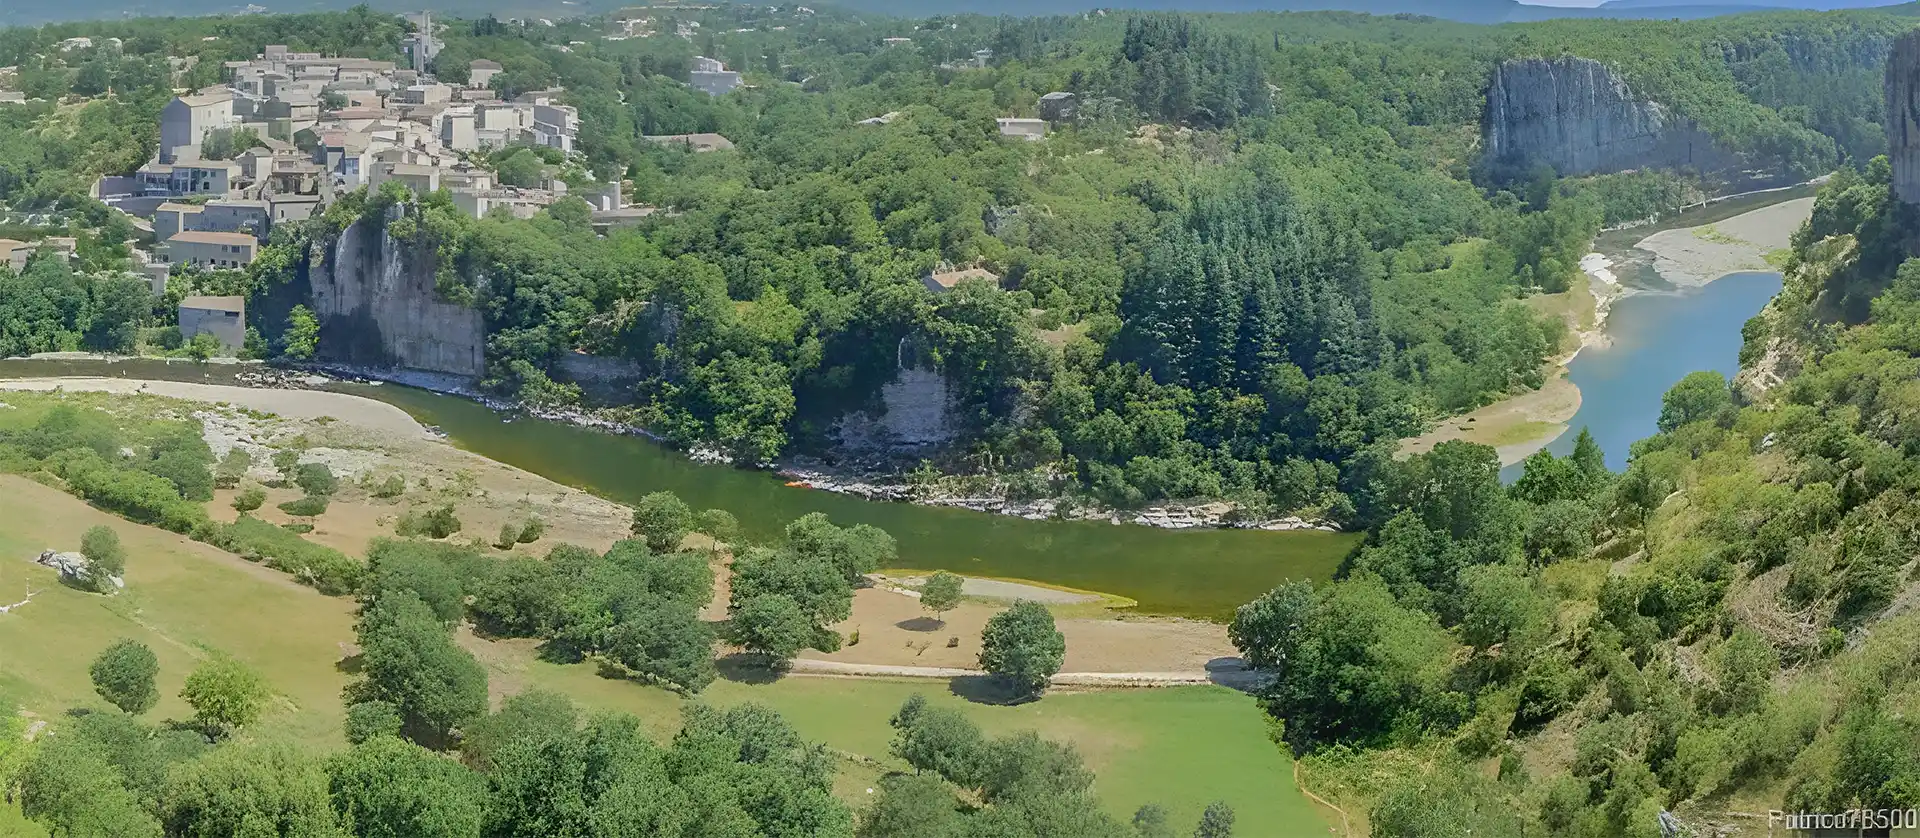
[0,182,1794,621]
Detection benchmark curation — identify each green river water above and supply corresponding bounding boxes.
[3,187,1813,619]
[0,358,1357,619]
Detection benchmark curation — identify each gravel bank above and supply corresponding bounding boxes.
[0,378,429,438]
[1635,196,1813,286]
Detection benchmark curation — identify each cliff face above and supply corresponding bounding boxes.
[1484,57,1738,178]
[309,207,486,378]
[1887,31,1920,206]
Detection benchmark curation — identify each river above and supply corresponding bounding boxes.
[2,190,1809,616]
[1503,271,1782,476]
[0,357,1357,620]
[1497,186,1810,478]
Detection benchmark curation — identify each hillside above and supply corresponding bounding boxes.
[1,3,1915,524]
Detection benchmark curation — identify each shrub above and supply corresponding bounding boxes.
[232,486,265,512]
[371,475,406,499]
[277,495,330,517]
[80,525,126,592]
[271,449,301,479]
[208,516,364,595]
[55,451,208,534]
[213,449,252,489]
[515,517,544,544]
[293,463,337,497]
[396,504,462,539]
[343,701,402,744]
[495,522,519,550]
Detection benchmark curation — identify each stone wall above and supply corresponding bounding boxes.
[1484,56,1739,178]
[555,351,645,404]
[1888,31,1920,205]
[309,207,486,378]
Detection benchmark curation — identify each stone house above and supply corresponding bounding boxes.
[159,89,237,163]
[178,296,246,350]
[161,231,258,270]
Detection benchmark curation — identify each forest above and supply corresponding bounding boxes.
[1,5,1911,519]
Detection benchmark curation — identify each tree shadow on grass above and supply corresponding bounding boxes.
[334,652,364,675]
[716,652,788,685]
[895,616,944,632]
[947,674,1037,706]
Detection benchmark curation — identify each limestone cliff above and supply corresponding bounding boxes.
[1484,56,1738,179]
[1886,31,1920,205]
[309,207,486,378]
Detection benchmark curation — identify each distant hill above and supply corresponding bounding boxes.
[817,0,1912,22]
[1598,0,1906,9]
[0,0,597,28]
[3,0,1913,27]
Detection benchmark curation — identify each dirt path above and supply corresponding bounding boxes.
[781,657,1266,690]
[876,573,1101,604]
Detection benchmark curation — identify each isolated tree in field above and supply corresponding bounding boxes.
[730,593,816,665]
[978,601,1066,697]
[889,694,984,785]
[1193,801,1235,837]
[920,572,964,624]
[631,490,692,552]
[696,507,739,554]
[1132,804,1175,838]
[90,638,159,714]
[180,655,269,737]
[80,525,125,592]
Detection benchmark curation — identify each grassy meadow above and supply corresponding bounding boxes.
[0,406,1333,835]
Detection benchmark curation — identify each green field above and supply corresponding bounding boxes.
[0,474,1331,835]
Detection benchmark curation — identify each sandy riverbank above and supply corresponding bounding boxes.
[1635,196,1812,286]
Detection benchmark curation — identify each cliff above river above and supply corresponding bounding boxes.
[1484,56,1740,179]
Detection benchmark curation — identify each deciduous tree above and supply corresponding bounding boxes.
[89,638,159,715]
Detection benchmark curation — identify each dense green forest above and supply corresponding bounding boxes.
[0,4,1915,523]
[1209,159,1920,837]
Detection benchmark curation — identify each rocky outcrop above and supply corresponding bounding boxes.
[1484,57,1739,179]
[309,207,486,378]
[1887,31,1920,205]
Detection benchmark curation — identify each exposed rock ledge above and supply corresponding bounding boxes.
[1485,56,1738,178]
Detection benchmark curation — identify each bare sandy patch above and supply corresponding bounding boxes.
[0,377,427,437]
[1635,196,1813,287]
[1397,372,1581,467]
[797,585,1235,673]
